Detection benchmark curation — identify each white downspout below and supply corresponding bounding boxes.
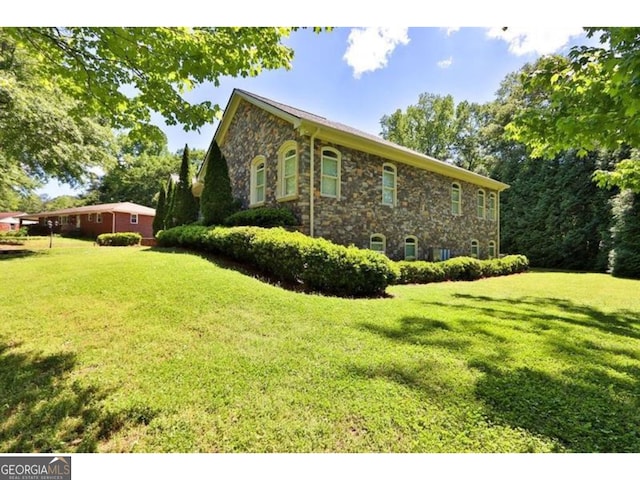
[112,211,116,234]
[309,128,320,238]
[497,191,501,256]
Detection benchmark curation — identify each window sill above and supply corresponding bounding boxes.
[276,194,298,203]
[249,201,265,208]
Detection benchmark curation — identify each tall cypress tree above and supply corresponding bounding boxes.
[610,190,640,278]
[164,178,177,229]
[200,140,237,225]
[152,184,167,235]
[172,144,199,226]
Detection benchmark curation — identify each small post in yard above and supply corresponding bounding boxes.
[47,220,58,248]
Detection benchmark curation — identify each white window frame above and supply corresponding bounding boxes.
[488,192,497,221]
[404,236,418,261]
[277,141,298,201]
[130,213,139,224]
[382,163,397,207]
[250,155,266,206]
[96,213,102,224]
[477,189,486,219]
[451,183,462,216]
[88,214,93,222]
[60,215,68,225]
[370,234,386,254]
[320,147,341,199]
[471,239,479,258]
[488,241,496,259]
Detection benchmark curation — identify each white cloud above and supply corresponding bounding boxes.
[343,27,410,79]
[486,27,584,56]
[437,56,453,69]
[445,27,460,36]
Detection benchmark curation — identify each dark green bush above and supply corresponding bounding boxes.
[224,207,298,228]
[394,254,528,285]
[0,227,28,238]
[157,225,394,297]
[96,232,142,246]
[395,261,446,284]
[441,256,484,281]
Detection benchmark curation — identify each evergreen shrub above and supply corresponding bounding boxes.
[96,232,142,246]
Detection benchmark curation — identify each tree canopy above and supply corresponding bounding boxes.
[506,27,640,192]
[2,27,302,133]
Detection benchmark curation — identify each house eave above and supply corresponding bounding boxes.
[298,120,510,192]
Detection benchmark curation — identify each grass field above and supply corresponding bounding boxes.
[1,238,639,452]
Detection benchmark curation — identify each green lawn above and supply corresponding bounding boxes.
[1,239,639,452]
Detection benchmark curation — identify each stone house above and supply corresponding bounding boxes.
[193,89,509,261]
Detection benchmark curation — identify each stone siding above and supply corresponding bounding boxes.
[312,142,499,260]
[221,101,310,232]
[221,100,500,260]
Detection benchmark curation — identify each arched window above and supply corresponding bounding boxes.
[471,239,479,258]
[451,183,462,215]
[477,189,486,219]
[250,156,266,206]
[488,241,496,259]
[488,192,497,221]
[382,163,397,207]
[370,234,386,254]
[278,141,298,199]
[404,236,418,260]
[321,147,341,198]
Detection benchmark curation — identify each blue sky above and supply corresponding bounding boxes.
[15,10,607,198]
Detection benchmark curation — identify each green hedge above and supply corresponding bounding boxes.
[96,232,142,246]
[224,207,298,228]
[395,255,529,285]
[157,226,528,294]
[157,225,395,297]
[0,227,28,238]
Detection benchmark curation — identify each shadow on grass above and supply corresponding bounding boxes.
[355,296,640,452]
[473,363,640,452]
[0,249,39,261]
[0,340,157,452]
[452,293,640,341]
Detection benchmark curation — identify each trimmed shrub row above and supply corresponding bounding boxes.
[0,227,28,238]
[224,207,298,228]
[96,232,142,246]
[395,255,529,285]
[157,225,395,297]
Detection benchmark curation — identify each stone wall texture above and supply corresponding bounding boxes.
[221,100,500,260]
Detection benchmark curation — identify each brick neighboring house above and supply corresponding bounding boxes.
[19,202,156,239]
[0,212,27,232]
[193,89,509,261]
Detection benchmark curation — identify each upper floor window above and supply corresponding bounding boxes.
[404,236,418,260]
[488,192,497,221]
[451,183,462,215]
[471,239,479,258]
[278,141,298,200]
[370,234,386,254]
[477,190,486,219]
[488,241,496,259]
[250,156,266,206]
[321,147,341,198]
[130,213,139,224]
[382,163,397,207]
